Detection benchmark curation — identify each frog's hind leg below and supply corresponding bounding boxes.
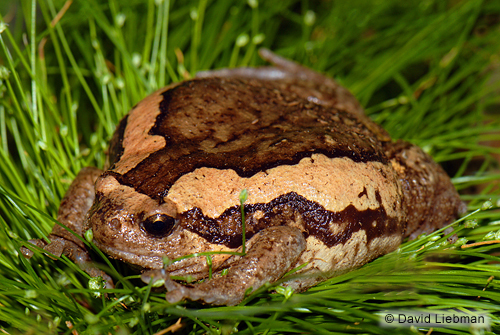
[384,140,466,240]
[196,48,367,121]
[143,226,306,306]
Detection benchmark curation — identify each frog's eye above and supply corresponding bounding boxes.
[141,214,176,237]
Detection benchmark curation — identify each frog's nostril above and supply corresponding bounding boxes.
[109,218,121,231]
[141,214,176,237]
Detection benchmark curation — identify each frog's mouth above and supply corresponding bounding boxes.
[93,238,219,280]
[92,239,165,270]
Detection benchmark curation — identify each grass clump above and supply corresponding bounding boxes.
[1,0,500,334]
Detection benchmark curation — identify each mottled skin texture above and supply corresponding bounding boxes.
[22,49,465,305]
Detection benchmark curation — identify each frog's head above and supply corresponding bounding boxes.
[87,174,229,274]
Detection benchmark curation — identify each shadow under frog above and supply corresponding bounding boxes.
[22,49,465,306]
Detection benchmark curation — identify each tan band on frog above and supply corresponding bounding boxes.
[113,84,179,175]
[166,153,402,219]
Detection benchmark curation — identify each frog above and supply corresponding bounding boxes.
[22,49,465,306]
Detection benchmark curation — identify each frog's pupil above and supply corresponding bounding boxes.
[142,214,175,237]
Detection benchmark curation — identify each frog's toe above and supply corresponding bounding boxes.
[141,269,168,286]
[141,270,191,303]
[164,279,188,304]
[43,239,65,259]
[20,239,45,258]
[20,240,41,259]
[20,246,34,258]
[165,289,184,304]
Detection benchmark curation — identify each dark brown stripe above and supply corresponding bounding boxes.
[108,114,129,169]
[181,192,403,248]
[112,77,389,200]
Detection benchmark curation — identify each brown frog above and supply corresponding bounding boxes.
[22,49,465,305]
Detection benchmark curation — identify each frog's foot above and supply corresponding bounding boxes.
[143,226,306,306]
[196,48,323,85]
[21,235,70,260]
[196,49,318,82]
[258,48,337,85]
[21,235,114,289]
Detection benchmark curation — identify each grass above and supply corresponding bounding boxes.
[1,0,500,334]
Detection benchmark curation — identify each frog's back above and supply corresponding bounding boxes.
[103,77,406,275]
[108,77,392,197]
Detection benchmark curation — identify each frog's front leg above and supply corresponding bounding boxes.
[143,226,307,306]
[21,167,113,288]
